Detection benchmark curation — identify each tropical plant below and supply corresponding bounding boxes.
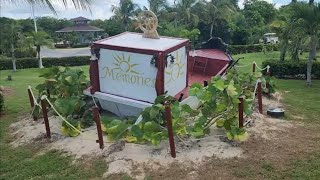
[35,66,93,136]
[100,68,275,145]
[1,22,23,72]
[25,0,91,14]
[173,0,200,28]
[291,2,320,86]
[147,0,168,15]
[111,0,140,31]
[25,31,53,68]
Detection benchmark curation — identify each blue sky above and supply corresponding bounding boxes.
[0,0,318,20]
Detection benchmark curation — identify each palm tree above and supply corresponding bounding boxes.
[147,0,167,15]
[26,0,91,14]
[111,0,140,31]
[291,2,320,86]
[205,0,236,38]
[2,23,22,72]
[26,31,53,68]
[173,0,200,28]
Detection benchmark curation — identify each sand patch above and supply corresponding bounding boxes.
[8,95,297,179]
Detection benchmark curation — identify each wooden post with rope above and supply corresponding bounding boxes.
[93,107,104,150]
[257,81,263,114]
[40,96,51,139]
[238,97,244,128]
[28,86,37,121]
[165,101,176,158]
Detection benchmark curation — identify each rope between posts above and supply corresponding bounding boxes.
[234,61,270,72]
[252,78,261,102]
[28,86,41,107]
[28,86,42,118]
[42,95,84,135]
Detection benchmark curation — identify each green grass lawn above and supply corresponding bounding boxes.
[0,66,107,180]
[1,52,320,179]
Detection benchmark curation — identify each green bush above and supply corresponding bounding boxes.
[262,59,320,79]
[54,44,69,48]
[229,44,279,55]
[0,56,90,70]
[71,44,90,48]
[15,48,37,58]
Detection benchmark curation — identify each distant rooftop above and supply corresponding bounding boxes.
[56,16,103,33]
[70,16,90,22]
[56,25,103,32]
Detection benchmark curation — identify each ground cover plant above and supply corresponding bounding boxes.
[99,68,275,145]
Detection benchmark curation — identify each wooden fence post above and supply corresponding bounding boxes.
[165,102,176,158]
[28,86,37,121]
[93,107,104,150]
[28,87,35,109]
[40,96,51,139]
[252,62,256,73]
[238,97,244,128]
[257,81,263,114]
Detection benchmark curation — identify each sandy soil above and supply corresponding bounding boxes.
[9,95,320,180]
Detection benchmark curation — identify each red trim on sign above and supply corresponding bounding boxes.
[155,52,165,96]
[164,41,189,55]
[90,58,100,94]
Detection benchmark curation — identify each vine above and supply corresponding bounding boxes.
[101,68,276,145]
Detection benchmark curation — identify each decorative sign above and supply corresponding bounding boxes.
[165,47,187,96]
[99,49,158,103]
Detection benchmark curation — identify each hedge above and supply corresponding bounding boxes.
[262,59,320,79]
[229,44,279,55]
[0,56,90,70]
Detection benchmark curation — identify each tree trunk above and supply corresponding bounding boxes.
[11,43,17,72]
[280,40,288,62]
[306,35,317,86]
[291,37,302,62]
[38,46,44,68]
[210,22,214,38]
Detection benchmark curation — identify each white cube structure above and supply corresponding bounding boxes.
[88,32,189,117]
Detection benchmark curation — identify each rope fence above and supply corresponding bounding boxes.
[234,61,270,74]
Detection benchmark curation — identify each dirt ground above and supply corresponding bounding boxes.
[8,96,320,180]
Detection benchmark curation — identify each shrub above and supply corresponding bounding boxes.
[262,59,320,79]
[229,44,279,55]
[15,48,37,58]
[71,44,90,48]
[0,56,90,70]
[54,44,70,48]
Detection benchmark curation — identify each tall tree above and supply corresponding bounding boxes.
[173,0,200,28]
[25,31,53,68]
[291,2,320,86]
[111,0,140,31]
[147,0,167,15]
[2,23,22,72]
